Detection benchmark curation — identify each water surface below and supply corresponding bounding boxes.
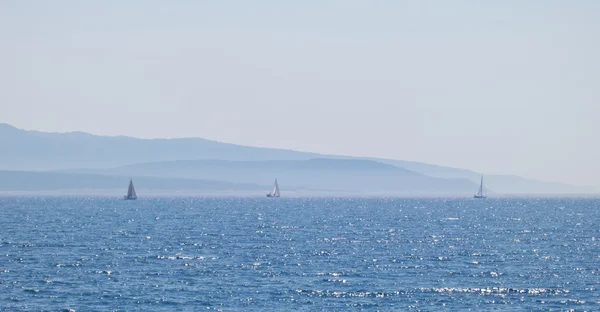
[1,197,599,311]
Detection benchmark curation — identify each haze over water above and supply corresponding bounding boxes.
[1,197,598,310]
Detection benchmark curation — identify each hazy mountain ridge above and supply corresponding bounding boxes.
[370,159,590,194]
[0,123,319,170]
[63,158,478,194]
[120,158,418,173]
[0,170,265,193]
[0,123,590,194]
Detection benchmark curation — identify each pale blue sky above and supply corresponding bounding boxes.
[1,1,599,185]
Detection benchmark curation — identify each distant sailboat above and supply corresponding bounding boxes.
[124,179,138,200]
[266,178,280,198]
[473,175,487,199]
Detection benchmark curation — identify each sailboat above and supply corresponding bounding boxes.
[123,179,138,200]
[473,175,487,199]
[266,178,280,198]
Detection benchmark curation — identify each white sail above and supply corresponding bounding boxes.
[475,175,486,198]
[273,179,280,197]
[267,178,280,197]
[125,179,137,199]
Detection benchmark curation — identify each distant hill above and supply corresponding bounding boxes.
[64,158,478,195]
[371,159,590,194]
[0,170,264,194]
[0,123,318,170]
[0,123,591,194]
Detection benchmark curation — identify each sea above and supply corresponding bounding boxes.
[1,197,599,311]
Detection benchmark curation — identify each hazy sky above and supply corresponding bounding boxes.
[1,1,599,185]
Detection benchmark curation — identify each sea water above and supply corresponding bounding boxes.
[1,197,599,311]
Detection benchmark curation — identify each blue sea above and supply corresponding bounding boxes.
[1,197,599,311]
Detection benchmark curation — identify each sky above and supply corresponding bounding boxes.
[1,1,599,185]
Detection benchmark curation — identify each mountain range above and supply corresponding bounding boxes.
[0,170,263,195]
[0,123,591,195]
[63,158,477,195]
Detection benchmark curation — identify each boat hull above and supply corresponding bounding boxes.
[473,195,487,199]
[266,194,279,198]
[123,196,137,200]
